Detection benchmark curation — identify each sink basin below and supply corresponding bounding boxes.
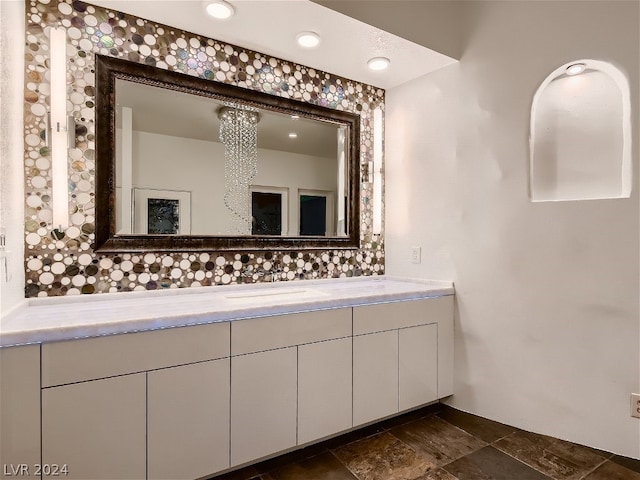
[224,287,329,304]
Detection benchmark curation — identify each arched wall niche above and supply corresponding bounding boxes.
[529,59,632,202]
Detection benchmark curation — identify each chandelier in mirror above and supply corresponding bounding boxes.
[218,105,261,234]
[95,54,362,252]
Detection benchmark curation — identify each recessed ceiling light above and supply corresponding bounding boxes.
[367,57,390,71]
[296,32,320,48]
[566,63,586,76]
[289,132,298,139]
[291,115,300,120]
[204,0,234,20]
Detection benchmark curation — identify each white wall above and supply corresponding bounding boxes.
[0,0,26,318]
[129,131,337,235]
[385,0,639,458]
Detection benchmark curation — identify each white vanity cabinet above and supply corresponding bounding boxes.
[352,323,439,426]
[229,308,351,465]
[231,347,298,466]
[147,359,231,480]
[399,324,438,411]
[39,322,231,480]
[40,322,230,387]
[353,330,399,425]
[1,285,454,480]
[298,337,353,444]
[0,345,41,479]
[353,296,453,426]
[42,374,147,480]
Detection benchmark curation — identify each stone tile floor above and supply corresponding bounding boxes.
[209,404,640,480]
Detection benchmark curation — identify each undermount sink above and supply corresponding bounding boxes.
[223,287,329,304]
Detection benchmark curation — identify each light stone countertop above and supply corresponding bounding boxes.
[0,276,454,347]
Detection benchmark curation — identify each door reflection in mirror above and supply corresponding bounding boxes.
[252,192,282,236]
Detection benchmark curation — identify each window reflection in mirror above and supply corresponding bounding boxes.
[114,79,348,238]
[299,193,331,236]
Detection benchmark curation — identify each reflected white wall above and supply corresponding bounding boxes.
[127,131,337,236]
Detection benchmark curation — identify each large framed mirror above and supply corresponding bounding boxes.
[95,55,361,252]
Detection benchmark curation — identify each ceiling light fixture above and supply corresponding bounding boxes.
[296,32,320,48]
[291,115,300,120]
[367,57,390,71]
[289,132,298,139]
[566,63,586,76]
[204,0,235,20]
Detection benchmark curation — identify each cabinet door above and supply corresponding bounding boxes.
[147,358,230,480]
[298,338,352,444]
[399,324,438,411]
[0,345,41,479]
[42,374,146,480]
[232,308,351,355]
[435,295,455,398]
[231,347,297,466]
[353,330,398,426]
[42,322,230,387]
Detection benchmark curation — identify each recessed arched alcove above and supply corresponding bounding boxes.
[529,59,631,201]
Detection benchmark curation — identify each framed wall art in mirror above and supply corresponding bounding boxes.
[130,188,192,235]
[95,55,361,252]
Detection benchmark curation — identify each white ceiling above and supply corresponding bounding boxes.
[88,0,457,89]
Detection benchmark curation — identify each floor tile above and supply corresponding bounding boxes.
[493,430,607,480]
[254,442,329,473]
[443,445,552,480]
[611,455,640,474]
[263,452,358,480]
[333,431,437,480]
[582,460,640,480]
[378,404,443,430]
[209,406,628,480]
[419,468,459,480]
[321,423,387,451]
[209,465,262,480]
[436,406,517,443]
[391,416,486,466]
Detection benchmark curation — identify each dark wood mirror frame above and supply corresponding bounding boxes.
[95,55,361,253]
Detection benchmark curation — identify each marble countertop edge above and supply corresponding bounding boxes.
[0,276,454,347]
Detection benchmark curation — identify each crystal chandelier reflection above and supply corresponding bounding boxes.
[217,105,260,234]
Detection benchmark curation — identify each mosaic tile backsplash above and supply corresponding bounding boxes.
[23,0,385,297]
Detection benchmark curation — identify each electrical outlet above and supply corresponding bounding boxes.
[411,246,421,264]
[631,393,640,418]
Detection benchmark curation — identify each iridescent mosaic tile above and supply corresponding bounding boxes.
[23,0,385,297]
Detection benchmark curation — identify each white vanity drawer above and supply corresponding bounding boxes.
[353,296,453,335]
[231,308,351,355]
[42,322,230,387]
